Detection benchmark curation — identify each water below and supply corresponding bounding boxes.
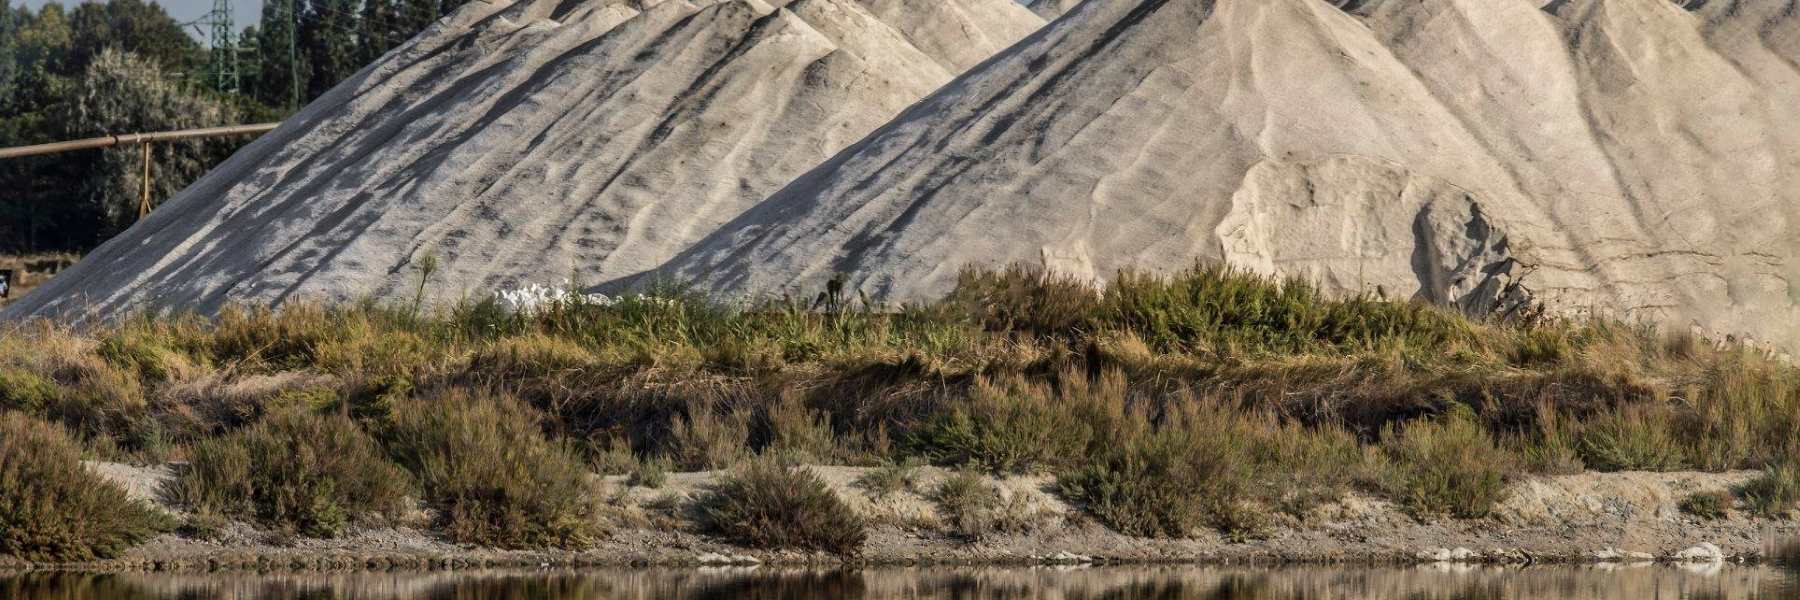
[2,564,1795,599]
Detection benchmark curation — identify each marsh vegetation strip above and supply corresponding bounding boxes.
[10,266,1800,563]
[1,565,1794,599]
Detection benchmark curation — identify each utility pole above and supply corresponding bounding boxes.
[288,0,301,110]
[187,0,240,94]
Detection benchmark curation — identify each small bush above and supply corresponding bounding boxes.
[695,459,866,556]
[96,329,193,383]
[589,438,640,476]
[177,411,411,537]
[0,367,59,411]
[931,470,1039,540]
[1379,405,1513,518]
[1679,490,1733,520]
[907,375,1095,474]
[1517,402,1585,475]
[763,392,840,463]
[628,457,670,489]
[1743,461,1800,517]
[669,401,751,471]
[855,461,921,500]
[1578,404,1685,472]
[947,264,1100,337]
[387,391,600,548]
[0,413,170,561]
[1057,404,1249,538]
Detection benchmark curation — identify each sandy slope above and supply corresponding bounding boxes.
[0,0,1042,321]
[651,0,1800,351]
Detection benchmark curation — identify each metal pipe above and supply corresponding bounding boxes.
[0,123,281,160]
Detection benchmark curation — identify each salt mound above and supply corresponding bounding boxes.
[651,0,1800,350]
[1021,0,1082,19]
[2,0,1042,320]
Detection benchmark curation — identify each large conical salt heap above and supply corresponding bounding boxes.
[3,0,1042,320]
[651,0,1800,350]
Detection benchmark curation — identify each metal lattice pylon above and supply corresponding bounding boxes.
[204,0,239,94]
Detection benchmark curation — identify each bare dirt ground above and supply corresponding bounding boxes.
[4,463,1791,574]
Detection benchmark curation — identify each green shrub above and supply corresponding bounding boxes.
[1679,490,1733,520]
[1057,405,1249,538]
[931,470,1039,540]
[1743,461,1800,517]
[907,376,1095,474]
[96,330,191,383]
[669,401,751,471]
[0,367,59,412]
[177,411,411,537]
[1378,405,1513,518]
[628,456,669,489]
[1578,404,1685,472]
[696,459,866,556]
[854,460,921,500]
[589,438,640,476]
[1100,265,1471,354]
[386,391,599,548]
[763,392,841,463]
[0,413,170,561]
[947,264,1100,337]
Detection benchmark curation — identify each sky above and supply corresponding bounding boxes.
[17,0,263,46]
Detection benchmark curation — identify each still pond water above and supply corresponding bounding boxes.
[4,564,1798,599]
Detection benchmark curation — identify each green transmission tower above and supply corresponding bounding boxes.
[201,0,239,94]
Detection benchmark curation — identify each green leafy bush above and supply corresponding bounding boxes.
[0,413,170,561]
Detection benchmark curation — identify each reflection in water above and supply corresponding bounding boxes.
[1,564,1794,599]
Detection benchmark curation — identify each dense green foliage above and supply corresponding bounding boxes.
[0,412,169,561]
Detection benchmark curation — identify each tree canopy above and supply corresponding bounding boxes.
[0,0,470,254]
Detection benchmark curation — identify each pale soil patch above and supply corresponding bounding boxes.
[53,461,1800,573]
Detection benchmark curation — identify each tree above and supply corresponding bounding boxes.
[66,0,201,76]
[62,48,241,236]
[253,0,305,109]
[300,0,357,98]
[0,1,16,102]
[357,0,398,65]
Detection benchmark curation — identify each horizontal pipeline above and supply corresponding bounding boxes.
[0,123,282,159]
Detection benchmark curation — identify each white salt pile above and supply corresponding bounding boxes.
[1,0,1041,321]
[651,0,1800,350]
